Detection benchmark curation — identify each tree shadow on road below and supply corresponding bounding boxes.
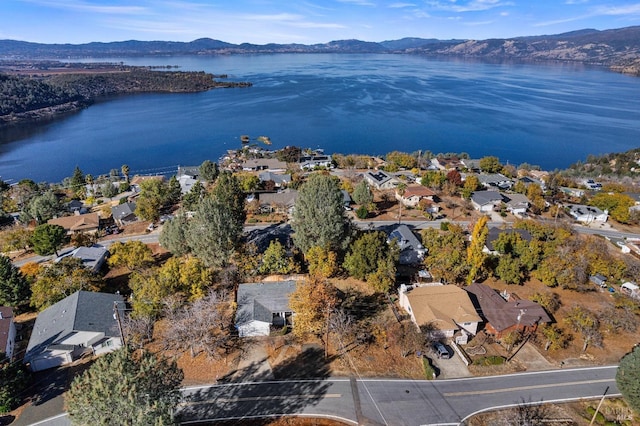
[177,346,333,423]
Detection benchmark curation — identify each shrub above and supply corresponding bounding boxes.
[422,357,436,380]
[473,355,505,366]
[440,221,450,231]
[355,205,369,219]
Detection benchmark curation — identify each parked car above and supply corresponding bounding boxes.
[432,342,450,359]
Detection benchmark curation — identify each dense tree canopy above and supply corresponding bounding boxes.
[65,347,183,425]
[292,173,349,254]
[617,346,640,414]
[30,257,103,311]
[0,254,31,309]
[30,223,66,256]
[108,241,155,272]
[352,180,373,206]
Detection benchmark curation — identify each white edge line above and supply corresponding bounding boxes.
[179,413,358,425]
[357,365,619,383]
[26,413,68,426]
[182,378,350,391]
[457,393,623,425]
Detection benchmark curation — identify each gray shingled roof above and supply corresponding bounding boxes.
[236,281,296,326]
[25,291,124,363]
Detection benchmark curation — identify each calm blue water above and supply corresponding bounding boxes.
[1,54,639,183]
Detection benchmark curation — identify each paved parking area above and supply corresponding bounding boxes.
[431,345,472,379]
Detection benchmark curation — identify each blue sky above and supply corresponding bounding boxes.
[2,0,640,44]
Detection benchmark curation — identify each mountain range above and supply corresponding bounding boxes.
[1,26,640,75]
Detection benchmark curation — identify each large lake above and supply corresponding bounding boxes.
[1,54,640,183]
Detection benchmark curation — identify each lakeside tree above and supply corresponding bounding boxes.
[479,156,502,173]
[182,180,205,211]
[617,346,640,414]
[69,166,86,197]
[292,173,349,254]
[65,347,183,425]
[199,160,219,183]
[210,172,246,224]
[422,225,469,284]
[166,176,182,205]
[100,181,118,199]
[30,223,66,256]
[121,164,130,182]
[21,190,62,224]
[0,254,31,310]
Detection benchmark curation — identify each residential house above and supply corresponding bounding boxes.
[66,200,85,214]
[178,174,199,195]
[465,283,551,339]
[130,175,165,193]
[518,176,545,191]
[478,173,513,190]
[460,159,481,172]
[259,190,298,216]
[177,165,201,179]
[432,157,462,171]
[567,204,608,223]
[396,185,436,208]
[299,154,333,170]
[398,284,481,344]
[24,291,124,372]
[387,224,427,265]
[560,187,585,198]
[259,171,292,188]
[0,307,17,359]
[111,202,138,226]
[483,228,532,255]
[471,191,504,212]
[341,190,352,209]
[242,158,288,172]
[503,193,530,215]
[363,170,398,190]
[48,212,100,234]
[236,281,297,337]
[56,245,109,273]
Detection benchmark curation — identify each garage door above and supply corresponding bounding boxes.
[31,354,68,372]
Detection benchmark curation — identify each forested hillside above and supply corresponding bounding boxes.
[0,73,84,116]
[0,66,251,127]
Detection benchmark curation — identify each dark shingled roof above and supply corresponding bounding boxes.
[466,283,551,332]
[484,228,532,252]
[25,291,123,363]
[236,281,296,326]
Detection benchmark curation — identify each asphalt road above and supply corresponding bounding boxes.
[177,366,618,426]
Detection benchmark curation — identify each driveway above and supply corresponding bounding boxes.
[431,344,472,379]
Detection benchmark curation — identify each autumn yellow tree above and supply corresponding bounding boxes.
[306,245,339,278]
[108,241,155,271]
[467,216,489,284]
[289,277,338,357]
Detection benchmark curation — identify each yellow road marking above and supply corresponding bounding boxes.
[444,378,613,397]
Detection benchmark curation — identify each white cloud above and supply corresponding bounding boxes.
[389,2,417,7]
[594,4,640,16]
[337,0,377,6]
[21,0,146,15]
[426,0,512,13]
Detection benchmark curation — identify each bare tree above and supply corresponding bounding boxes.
[162,290,235,359]
[121,313,155,350]
[329,307,354,354]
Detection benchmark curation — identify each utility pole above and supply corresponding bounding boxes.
[113,301,126,346]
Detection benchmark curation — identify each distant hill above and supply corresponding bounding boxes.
[1,26,640,75]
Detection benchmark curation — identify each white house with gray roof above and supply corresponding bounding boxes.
[567,204,608,223]
[24,291,124,372]
[236,281,297,337]
[363,170,398,190]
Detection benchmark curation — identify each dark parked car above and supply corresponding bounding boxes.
[432,342,450,359]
